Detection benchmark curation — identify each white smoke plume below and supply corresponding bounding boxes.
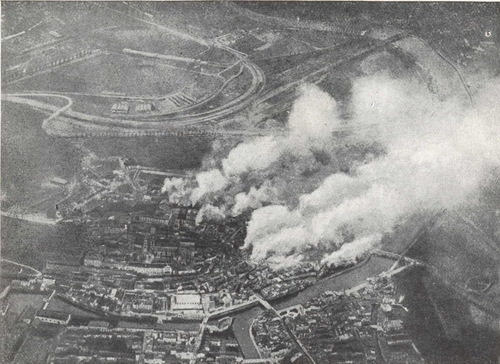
[163,76,500,270]
[286,83,343,151]
[321,234,382,267]
[221,84,344,177]
[161,177,192,205]
[182,83,344,208]
[243,76,500,269]
[195,204,227,225]
[232,181,280,216]
[245,205,304,250]
[222,136,282,176]
[190,169,228,205]
[268,253,306,271]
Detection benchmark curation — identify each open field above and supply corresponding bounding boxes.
[6,293,47,314]
[152,2,261,39]
[26,95,71,108]
[393,36,468,100]
[252,52,317,79]
[287,29,349,49]
[407,213,500,286]
[230,36,266,56]
[407,212,500,314]
[12,328,57,364]
[92,25,208,57]
[255,37,373,92]
[1,2,47,37]
[380,212,436,254]
[9,53,222,98]
[251,36,315,59]
[45,297,102,319]
[197,47,238,65]
[46,3,147,38]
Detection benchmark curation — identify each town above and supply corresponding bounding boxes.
[2,2,500,364]
[1,156,432,363]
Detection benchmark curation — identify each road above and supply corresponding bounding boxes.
[1,258,42,277]
[254,294,316,364]
[192,316,209,362]
[99,2,211,48]
[1,211,60,226]
[4,11,411,139]
[2,93,73,129]
[412,36,473,106]
[226,2,364,36]
[4,3,267,133]
[5,12,474,142]
[249,317,262,359]
[3,50,266,132]
[37,35,403,135]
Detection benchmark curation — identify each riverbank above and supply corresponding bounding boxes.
[230,255,395,360]
[273,255,393,310]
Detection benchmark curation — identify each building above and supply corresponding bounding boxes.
[185,209,197,225]
[179,242,195,259]
[139,216,170,226]
[132,298,154,313]
[104,226,127,236]
[35,309,71,325]
[135,103,153,113]
[84,252,104,268]
[111,102,130,114]
[41,277,56,291]
[384,319,404,332]
[49,30,62,38]
[51,177,68,186]
[88,320,110,329]
[126,263,172,276]
[171,294,203,311]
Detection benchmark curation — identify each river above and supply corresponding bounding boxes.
[3,102,396,359]
[231,255,395,359]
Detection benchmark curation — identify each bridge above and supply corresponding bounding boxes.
[254,294,316,364]
[191,316,209,361]
[207,297,261,320]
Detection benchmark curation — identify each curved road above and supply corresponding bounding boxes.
[2,93,73,128]
[4,2,267,134]
[5,32,403,136]
[5,14,473,139]
[3,49,265,132]
[1,258,42,277]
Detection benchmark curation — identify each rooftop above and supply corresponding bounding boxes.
[173,294,202,304]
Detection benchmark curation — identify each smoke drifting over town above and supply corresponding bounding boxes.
[163,76,500,270]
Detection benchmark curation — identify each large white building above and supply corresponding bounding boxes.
[35,310,71,325]
[128,263,173,276]
[170,294,203,312]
